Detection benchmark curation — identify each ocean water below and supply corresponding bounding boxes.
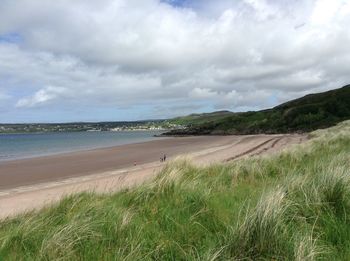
[0,131,165,162]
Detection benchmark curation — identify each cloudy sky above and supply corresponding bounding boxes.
[0,0,349,123]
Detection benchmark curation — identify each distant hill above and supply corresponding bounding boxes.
[169,110,234,126]
[165,85,350,135]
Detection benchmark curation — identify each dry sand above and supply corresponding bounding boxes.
[0,134,306,219]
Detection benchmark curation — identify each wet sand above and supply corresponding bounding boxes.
[0,136,235,190]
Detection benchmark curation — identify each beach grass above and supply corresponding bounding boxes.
[0,121,350,260]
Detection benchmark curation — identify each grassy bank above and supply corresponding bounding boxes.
[165,85,350,135]
[0,121,350,260]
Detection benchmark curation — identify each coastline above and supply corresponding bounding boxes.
[0,130,166,162]
[0,135,234,190]
[0,134,306,219]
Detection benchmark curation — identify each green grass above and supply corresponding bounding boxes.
[1,121,350,260]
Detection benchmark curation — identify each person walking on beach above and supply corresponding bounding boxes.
[163,154,166,162]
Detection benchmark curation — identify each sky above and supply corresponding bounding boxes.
[0,0,350,123]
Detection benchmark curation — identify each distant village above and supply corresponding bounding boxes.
[0,121,183,134]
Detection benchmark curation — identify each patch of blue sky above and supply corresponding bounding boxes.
[268,93,279,107]
[162,0,188,7]
[162,0,203,9]
[0,32,22,44]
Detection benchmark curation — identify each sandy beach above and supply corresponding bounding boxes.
[0,134,306,219]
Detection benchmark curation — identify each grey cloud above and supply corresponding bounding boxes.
[0,0,349,121]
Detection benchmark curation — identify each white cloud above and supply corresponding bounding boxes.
[310,0,348,25]
[15,86,67,108]
[189,88,217,99]
[0,0,349,121]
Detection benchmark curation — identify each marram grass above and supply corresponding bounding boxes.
[1,121,350,260]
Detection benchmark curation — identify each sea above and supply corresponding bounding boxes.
[0,130,165,162]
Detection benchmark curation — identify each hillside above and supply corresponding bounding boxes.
[165,85,350,135]
[0,121,349,260]
[169,110,234,126]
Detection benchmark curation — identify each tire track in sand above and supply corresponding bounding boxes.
[224,137,282,162]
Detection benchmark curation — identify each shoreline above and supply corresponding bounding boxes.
[0,135,236,190]
[0,130,166,163]
[0,134,307,219]
[0,136,169,164]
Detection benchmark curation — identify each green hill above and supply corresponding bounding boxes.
[169,110,234,126]
[165,85,350,135]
